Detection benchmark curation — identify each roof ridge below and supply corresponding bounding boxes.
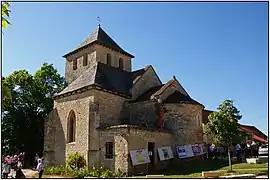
[151,78,175,97]
[63,26,134,58]
[56,62,98,96]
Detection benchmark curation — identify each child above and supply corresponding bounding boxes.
[36,158,45,178]
[2,160,10,179]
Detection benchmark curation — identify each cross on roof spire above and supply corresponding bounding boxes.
[97,16,101,27]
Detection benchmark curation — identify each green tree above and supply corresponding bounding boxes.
[2,2,11,99]
[2,2,10,28]
[204,100,242,146]
[2,77,12,101]
[1,63,66,162]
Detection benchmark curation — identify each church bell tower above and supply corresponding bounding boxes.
[63,25,134,85]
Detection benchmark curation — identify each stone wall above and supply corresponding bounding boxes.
[132,66,162,100]
[164,103,203,145]
[65,45,97,84]
[53,90,95,165]
[65,44,132,85]
[127,128,173,175]
[95,44,132,72]
[43,108,57,164]
[97,126,173,175]
[86,90,129,169]
[97,127,129,172]
[129,101,157,127]
[93,90,128,126]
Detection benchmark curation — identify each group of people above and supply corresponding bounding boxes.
[235,141,259,162]
[1,153,25,178]
[2,153,45,179]
[208,144,227,159]
[207,141,260,162]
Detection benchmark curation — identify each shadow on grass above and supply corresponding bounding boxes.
[151,158,235,176]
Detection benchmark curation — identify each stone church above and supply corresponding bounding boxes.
[43,25,205,174]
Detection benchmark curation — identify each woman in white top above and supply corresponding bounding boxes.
[36,157,45,178]
[2,160,10,179]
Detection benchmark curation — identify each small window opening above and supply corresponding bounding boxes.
[105,142,113,159]
[106,53,112,66]
[83,54,88,66]
[119,58,124,70]
[73,59,77,70]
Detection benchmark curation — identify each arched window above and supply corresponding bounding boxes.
[119,58,124,70]
[67,110,76,143]
[83,54,88,66]
[73,59,77,70]
[106,53,112,66]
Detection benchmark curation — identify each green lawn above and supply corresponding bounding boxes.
[31,160,268,179]
[131,159,268,178]
[219,162,268,170]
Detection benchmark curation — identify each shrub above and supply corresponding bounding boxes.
[114,169,126,178]
[43,165,67,176]
[66,152,86,170]
[42,164,126,178]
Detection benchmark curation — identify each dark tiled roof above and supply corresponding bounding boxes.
[57,63,97,96]
[132,78,175,102]
[131,68,146,84]
[163,91,203,106]
[132,85,164,102]
[152,79,174,97]
[95,62,132,95]
[202,110,214,124]
[57,62,132,96]
[63,26,134,58]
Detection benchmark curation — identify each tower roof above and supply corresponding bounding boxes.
[63,26,134,58]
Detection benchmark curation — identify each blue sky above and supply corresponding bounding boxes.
[2,2,268,135]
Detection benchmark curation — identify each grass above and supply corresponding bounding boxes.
[220,162,268,170]
[31,159,268,178]
[130,159,268,178]
[130,169,268,178]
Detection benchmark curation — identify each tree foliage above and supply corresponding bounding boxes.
[2,2,10,28]
[1,63,66,162]
[2,77,12,102]
[204,100,242,146]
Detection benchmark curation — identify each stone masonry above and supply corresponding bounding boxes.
[44,26,206,175]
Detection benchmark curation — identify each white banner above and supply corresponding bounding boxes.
[157,146,174,161]
[130,149,151,166]
[176,145,194,159]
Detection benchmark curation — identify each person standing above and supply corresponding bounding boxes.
[255,143,259,158]
[34,153,40,169]
[36,157,45,178]
[15,158,25,178]
[246,142,251,158]
[251,141,256,158]
[240,142,247,161]
[2,159,10,179]
[235,143,241,162]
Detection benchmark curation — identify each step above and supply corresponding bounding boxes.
[246,158,260,164]
[202,171,220,178]
[256,176,268,178]
[146,175,165,178]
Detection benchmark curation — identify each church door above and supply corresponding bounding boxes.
[148,142,155,173]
